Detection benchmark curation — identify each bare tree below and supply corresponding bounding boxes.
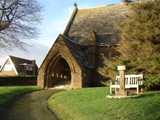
[0,0,41,48]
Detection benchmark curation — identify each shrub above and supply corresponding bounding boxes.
[144,75,160,90]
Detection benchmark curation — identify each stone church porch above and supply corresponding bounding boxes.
[37,36,83,89]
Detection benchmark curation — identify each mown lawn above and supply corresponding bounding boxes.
[0,86,40,106]
[48,87,160,120]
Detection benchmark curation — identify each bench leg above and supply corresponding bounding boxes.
[115,88,117,95]
[137,86,139,94]
[110,87,112,95]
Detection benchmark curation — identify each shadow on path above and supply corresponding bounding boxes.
[3,90,61,120]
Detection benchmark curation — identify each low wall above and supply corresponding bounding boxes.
[0,76,37,86]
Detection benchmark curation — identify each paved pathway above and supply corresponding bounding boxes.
[4,90,60,120]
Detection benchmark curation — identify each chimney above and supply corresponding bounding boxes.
[32,60,36,75]
[32,60,36,65]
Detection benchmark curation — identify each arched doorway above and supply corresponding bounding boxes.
[47,57,71,88]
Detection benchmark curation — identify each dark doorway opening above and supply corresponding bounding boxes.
[47,57,71,88]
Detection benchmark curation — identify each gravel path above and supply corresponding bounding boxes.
[3,90,60,120]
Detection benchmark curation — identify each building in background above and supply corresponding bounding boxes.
[0,56,38,77]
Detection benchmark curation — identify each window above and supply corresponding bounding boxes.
[26,65,33,71]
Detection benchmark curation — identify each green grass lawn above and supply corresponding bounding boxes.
[0,86,40,106]
[48,87,160,120]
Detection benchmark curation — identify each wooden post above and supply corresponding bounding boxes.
[117,65,127,96]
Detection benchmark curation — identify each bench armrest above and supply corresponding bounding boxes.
[110,80,119,85]
[110,80,113,85]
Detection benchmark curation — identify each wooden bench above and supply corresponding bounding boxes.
[110,74,143,95]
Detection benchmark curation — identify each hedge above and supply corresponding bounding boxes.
[0,76,37,86]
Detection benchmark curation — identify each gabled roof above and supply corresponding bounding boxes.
[62,35,96,69]
[9,56,37,74]
[9,56,35,66]
[0,56,18,75]
[66,3,130,45]
[59,3,131,68]
[0,56,37,74]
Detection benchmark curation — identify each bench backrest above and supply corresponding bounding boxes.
[116,74,143,85]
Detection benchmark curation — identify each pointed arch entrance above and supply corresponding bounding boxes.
[44,53,82,89]
[37,37,83,89]
[47,57,71,88]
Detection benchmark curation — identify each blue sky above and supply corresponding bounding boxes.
[0,0,121,66]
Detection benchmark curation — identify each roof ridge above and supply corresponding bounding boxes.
[79,2,124,10]
[78,3,117,10]
[9,55,35,61]
[63,4,78,36]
